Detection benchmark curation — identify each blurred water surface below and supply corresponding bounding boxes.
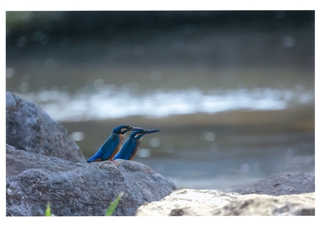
[6,11,314,189]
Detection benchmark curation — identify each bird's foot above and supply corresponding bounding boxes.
[110,159,119,167]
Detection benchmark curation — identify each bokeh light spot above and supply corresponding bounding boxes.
[33,31,44,42]
[70,131,85,141]
[204,132,216,142]
[6,68,15,78]
[17,36,27,47]
[282,36,295,48]
[39,34,50,45]
[19,82,29,93]
[137,148,151,158]
[240,163,250,172]
[93,79,104,89]
[150,137,161,147]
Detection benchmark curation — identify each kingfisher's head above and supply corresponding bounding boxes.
[112,124,144,134]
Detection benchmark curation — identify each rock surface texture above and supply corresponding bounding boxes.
[232,173,315,196]
[6,91,85,162]
[6,148,177,216]
[6,92,177,216]
[136,188,314,216]
[136,173,315,216]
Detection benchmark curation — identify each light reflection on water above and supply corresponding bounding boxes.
[16,86,313,122]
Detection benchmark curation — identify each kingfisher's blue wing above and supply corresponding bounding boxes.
[114,139,138,160]
[87,134,119,163]
[100,134,121,160]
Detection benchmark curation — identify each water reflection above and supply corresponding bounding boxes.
[15,85,314,122]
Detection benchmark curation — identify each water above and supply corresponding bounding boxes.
[14,86,313,122]
[6,14,315,190]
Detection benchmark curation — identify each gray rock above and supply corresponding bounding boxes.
[232,173,315,196]
[135,189,315,216]
[6,91,85,162]
[6,92,177,216]
[6,144,83,178]
[216,193,315,216]
[6,146,177,216]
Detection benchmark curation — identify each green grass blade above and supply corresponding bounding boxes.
[105,192,124,216]
[45,201,51,216]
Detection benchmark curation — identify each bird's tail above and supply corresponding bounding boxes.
[86,150,102,163]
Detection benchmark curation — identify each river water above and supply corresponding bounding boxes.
[6,24,314,190]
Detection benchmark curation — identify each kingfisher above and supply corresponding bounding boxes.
[113,129,160,160]
[87,124,143,163]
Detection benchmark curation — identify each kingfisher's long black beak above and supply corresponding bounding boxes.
[131,126,145,131]
[144,129,161,134]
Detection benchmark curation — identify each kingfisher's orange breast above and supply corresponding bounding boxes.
[110,134,125,159]
[129,140,141,160]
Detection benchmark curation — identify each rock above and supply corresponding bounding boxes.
[6,91,85,162]
[6,144,84,178]
[214,193,315,216]
[136,173,315,216]
[232,173,315,196]
[6,92,177,216]
[6,145,177,216]
[136,189,315,216]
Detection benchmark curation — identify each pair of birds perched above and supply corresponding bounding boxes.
[87,124,160,163]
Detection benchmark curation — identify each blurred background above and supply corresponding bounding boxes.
[6,11,314,190]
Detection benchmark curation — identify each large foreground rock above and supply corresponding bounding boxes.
[6,145,177,216]
[6,91,85,162]
[136,173,315,216]
[6,92,177,216]
[136,189,314,216]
